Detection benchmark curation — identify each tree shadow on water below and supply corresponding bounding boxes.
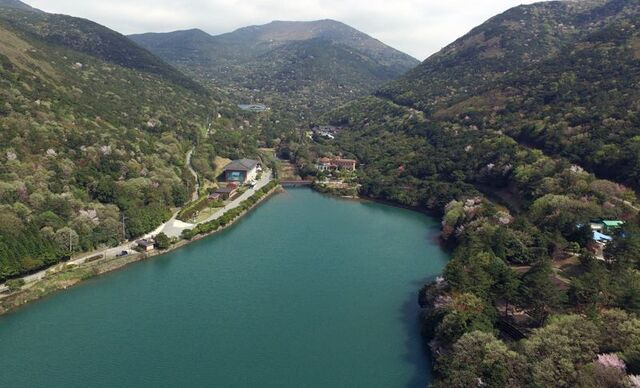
[400,280,435,388]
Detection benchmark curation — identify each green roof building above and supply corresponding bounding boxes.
[602,220,624,228]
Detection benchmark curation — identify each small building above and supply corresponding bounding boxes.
[215,185,238,200]
[589,222,605,232]
[602,220,624,230]
[223,159,261,183]
[137,239,155,252]
[589,230,614,261]
[593,231,613,243]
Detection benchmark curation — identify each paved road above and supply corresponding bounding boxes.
[151,170,272,238]
[0,242,138,294]
[201,170,272,224]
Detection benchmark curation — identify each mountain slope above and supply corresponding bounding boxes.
[130,20,419,120]
[316,1,640,385]
[1,5,204,92]
[377,0,640,189]
[0,6,241,280]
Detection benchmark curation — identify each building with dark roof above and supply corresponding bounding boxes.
[223,159,261,183]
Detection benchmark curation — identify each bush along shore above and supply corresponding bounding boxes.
[311,181,359,198]
[181,180,279,240]
[0,181,281,316]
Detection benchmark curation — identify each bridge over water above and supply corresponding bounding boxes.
[280,180,313,186]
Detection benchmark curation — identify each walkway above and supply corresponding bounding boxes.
[201,170,273,224]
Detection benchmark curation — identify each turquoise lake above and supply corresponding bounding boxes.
[0,188,449,387]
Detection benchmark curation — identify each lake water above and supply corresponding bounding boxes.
[0,188,448,387]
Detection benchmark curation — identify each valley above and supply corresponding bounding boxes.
[1,0,640,387]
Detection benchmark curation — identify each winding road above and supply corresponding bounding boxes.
[186,148,199,202]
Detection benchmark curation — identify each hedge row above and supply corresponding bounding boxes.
[181,181,278,240]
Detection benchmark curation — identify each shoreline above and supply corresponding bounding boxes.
[308,186,452,252]
[0,184,282,317]
[310,182,443,217]
[0,184,448,317]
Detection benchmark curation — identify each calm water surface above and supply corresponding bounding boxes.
[0,188,448,387]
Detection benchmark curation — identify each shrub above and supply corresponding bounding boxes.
[6,278,25,292]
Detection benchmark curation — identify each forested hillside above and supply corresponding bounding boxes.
[379,0,640,190]
[130,20,419,122]
[0,4,241,280]
[308,0,640,386]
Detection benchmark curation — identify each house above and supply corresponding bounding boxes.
[589,231,613,261]
[223,159,261,183]
[315,157,357,172]
[590,219,624,231]
[334,159,356,171]
[602,220,624,231]
[316,157,333,172]
[137,239,155,252]
[587,219,624,261]
[593,231,613,243]
[215,184,238,200]
[311,125,342,140]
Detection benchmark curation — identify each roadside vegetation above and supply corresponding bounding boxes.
[181,180,278,240]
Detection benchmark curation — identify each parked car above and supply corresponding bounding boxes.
[116,250,129,257]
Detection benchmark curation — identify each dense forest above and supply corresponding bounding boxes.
[0,5,248,280]
[302,0,640,386]
[378,0,640,190]
[130,20,419,123]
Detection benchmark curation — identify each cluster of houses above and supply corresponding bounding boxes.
[587,219,625,260]
[237,104,269,113]
[315,157,357,172]
[311,125,342,140]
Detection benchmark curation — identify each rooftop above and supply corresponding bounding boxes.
[224,159,259,172]
[593,231,613,242]
[137,239,155,247]
[216,186,238,193]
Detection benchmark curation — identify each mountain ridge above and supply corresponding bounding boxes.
[130,19,420,121]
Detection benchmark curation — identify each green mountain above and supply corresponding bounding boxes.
[309,1,640,385]
[130,20,419,121]
[378,0,640,189]
[0,5,243,279]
